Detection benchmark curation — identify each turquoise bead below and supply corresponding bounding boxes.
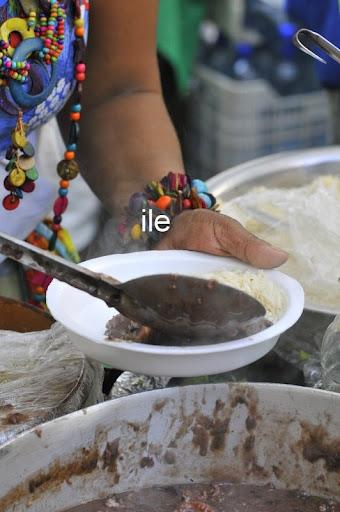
[59,187,68,197]
[34,294,45,302]
[71,104,82,112]
[67,143,77,151]
[192,179,208,194]
[199,193,212,209]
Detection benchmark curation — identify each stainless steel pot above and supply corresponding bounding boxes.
[207,146,340,209]
[207,147,340,378]
[0,383,339,511]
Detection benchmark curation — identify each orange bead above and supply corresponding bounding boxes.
[65,151,75,160]
[75,27,84,38]
[70,112,80,121]
[60,179,70,188]
[155,195,172,210]
[35,286,45,295]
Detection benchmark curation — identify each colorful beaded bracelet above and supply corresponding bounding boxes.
[118,172,219,250]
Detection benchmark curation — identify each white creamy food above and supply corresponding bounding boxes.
[221,176,340,312]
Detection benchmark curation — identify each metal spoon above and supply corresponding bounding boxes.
[294,28,340,64]
[0,232,267,342]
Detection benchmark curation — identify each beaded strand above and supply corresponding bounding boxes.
[49,0,88,250]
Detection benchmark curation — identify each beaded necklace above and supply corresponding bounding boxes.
[0,0,88,307]
[1,0,88,251]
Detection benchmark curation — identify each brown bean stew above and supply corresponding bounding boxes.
[63,482,340,512]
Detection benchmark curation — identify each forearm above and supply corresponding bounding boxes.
[79,90,184,215]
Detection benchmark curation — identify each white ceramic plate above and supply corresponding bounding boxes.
[46,251,304,377]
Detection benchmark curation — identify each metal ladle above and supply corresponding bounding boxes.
[294,28,340,64]
[0,232,268,343]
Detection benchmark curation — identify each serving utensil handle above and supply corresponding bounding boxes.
[0,231,121,307]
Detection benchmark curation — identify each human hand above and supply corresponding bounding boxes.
[155,210,288,269]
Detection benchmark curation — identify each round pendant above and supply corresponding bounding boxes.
[57,159,80,180]
[22,142,35,157]
[12,130,27,149]
[9,167,26,187]
[9,38,59,109]
[22,179,35,193]
[18,155,35,170]
[3,194,20,210]
[25,166,39,181]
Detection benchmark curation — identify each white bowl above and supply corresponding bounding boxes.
[46,251,304,377]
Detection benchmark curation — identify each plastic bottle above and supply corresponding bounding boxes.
[198,21,233,74]
[321,316,340,393]
[230,42,258,81]
[272,22,300,95]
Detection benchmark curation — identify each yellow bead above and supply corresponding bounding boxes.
[12,130,27,149]
[131,224,142,240]
[74,18,84,28]
[9,167,26,187]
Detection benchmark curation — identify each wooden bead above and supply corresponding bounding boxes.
[155,195,172,210]
[131,224,142,241]
[25,166,39,181]
[57,159,79,180]
[9,167,26,187]
[70,112,80,121]
[53,196,68,215]
[75,72,85,82]
[3,194,19,210]
[75,27,84,38]
[18,155,35,170]
[21,179,35,192]
[65,151,75,160]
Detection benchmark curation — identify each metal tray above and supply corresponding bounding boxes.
[207,146,340,316]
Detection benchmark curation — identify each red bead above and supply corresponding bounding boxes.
[52,224,61,232]
[21,180,35,193]
[183,199,192,209]
[76,63,86,72]
[75,72,85,82]
[3,194,19,210]
[53,196,68,215]
[4,176,15,191]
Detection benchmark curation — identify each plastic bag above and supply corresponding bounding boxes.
[0,323,104,445]
[321,315,340,392]
[222,176,340,312]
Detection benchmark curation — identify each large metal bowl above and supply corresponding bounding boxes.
[207,146,340,206]
[207,147,340,377]
[207,147,340,316]
[0,383,339,511]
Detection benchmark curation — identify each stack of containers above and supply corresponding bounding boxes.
[187,4,333,179]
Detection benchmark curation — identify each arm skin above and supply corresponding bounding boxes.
[79,0,184,215]
[76,1,288,269]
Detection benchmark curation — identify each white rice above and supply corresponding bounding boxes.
[203,269,286,323]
